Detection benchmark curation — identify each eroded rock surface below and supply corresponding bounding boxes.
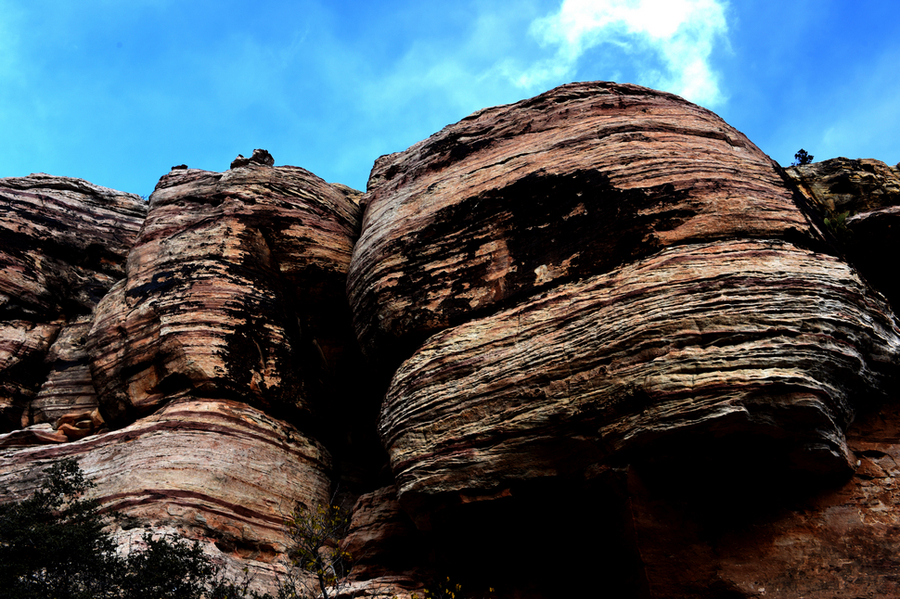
[344,485,423,584]
[354,83,900,530]
[350,82,821,364]
[88,164,362,426]
[786,158,900,309]
[381,239,900,525]
[0,174,146,431]
[0,399,331,588]
[0,162,371,596]
[2,85,900,599]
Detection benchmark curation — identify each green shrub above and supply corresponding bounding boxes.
[276,499,353,599]
[0,459,271,599]
[792,149,814,166]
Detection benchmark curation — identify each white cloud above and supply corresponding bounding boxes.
[512,0,729,106]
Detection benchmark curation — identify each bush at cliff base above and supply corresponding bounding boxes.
[0,458,271,599]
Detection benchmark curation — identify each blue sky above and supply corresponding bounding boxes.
[1,0,898,196]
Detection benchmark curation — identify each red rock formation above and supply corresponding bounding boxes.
[0,174,146,432]
[351,84,900,532]
[380,239,900,526]
[349,82,821,365]
[343,485,423,584]
[3,86,900,599]
[88,164,362,426]
[0,161,371,596]
[0,399,331,588]
[786,158,900,310]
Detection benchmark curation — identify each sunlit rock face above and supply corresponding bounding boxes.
[0,174,147,434]
[348,82,900,529]
[2,84,900,599]
[0,398,331,589]
[78,161,367,586]
[349,82,820,366]
[88,164,362,427]
[381,240,900,522]
[0,161,369,595]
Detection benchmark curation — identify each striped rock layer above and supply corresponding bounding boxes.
[349,81,824,365]
[0,162,368,595]
[349,82,900,534]
[0,399,330,588]
[0,174,147,433]
[1,85,900,598]
[88,164,362,426]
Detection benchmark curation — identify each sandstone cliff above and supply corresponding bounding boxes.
[2,83,900,598]
[0,174,146,439]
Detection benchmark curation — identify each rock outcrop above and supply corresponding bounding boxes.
[786,157,900,310]
[87,163,361,427]
[349,83,900,533]
[381,239,899,524]
[0,174,146,433]
[0,160,372,594]
[0,398,331,586]
[349,82,821,366]
[231,149,276,169]
[2,86,900,599]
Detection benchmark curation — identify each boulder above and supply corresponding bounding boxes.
[230,148,276,169]
[87,165,362,426]
[349,81,823,365]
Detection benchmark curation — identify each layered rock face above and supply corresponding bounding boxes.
[88,163,361,426]
[81,161,365,583]
[0,160,369,591]
[349,82,819,364]
[2,84,900,599]
[382,239,898,520]
[350,83,900,534]
[0,174,146,436]
[786,157,900,310]
[0,398,332,585]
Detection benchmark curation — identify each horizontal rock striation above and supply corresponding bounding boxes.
[0,174,146,432]
[357,83,900,530]
[0,174,147,317]
[29,316,103,435]
[4,87,900,598]
[0,398,331,588]
[381,239,900,523]
[0,320,61,431]
[1,160,373,595]
[88,164,362,426]
[349,81,821,364]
